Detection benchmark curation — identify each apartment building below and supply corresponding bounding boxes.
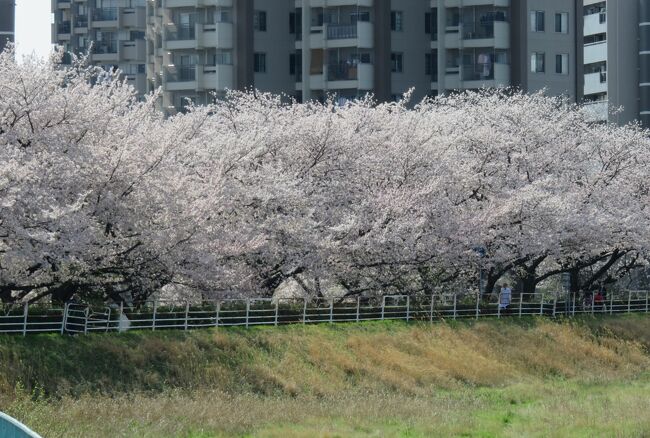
[54,0,650,129]
[0,0,15,53]
[51,0,148,96]
[581,0,649,126]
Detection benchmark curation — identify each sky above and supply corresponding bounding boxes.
[15,0,53,60]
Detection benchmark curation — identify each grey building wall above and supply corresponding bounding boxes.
[252,0,295,96]
[608,0,640,125]
[640,0,650,126]
[514,0,580,100]
[389,0,430,103]
[0,0,15,53]
[374,0,391,102]
[235,0,254,90]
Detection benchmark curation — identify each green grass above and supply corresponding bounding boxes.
[1,315,650,437]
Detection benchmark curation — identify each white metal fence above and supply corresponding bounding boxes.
[2,290,649,336]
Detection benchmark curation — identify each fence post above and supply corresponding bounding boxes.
[453,293,457,320]
[329,298,334,323]
[609,292,614,315]
[274,300,279,326]
[429,294,435,322]
[552,296,557,317]
[591,293,595,316]
[22,302,28,336]
[215,301,221,327]
[119,302,124,334]
[302,298,307,324]
[540,296,544,316]
[245,299,250,328]
[184,301,190,330]
[406,296,411,322]
[646,291,649,313]
[152,300,157,331]
[105,307,112,332]
[83,306,89,335]
[572,293,576,316]
[61,302,67,335]
[381,296,385,321]
[356,296,360,322]
[519,294,523,318]
[628,290,632,313]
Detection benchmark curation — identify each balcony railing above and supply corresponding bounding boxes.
[93,7,118,21]
[75,16,88,27]
[167,25,195,41]
[327,24,357,40]
[462,63,495,81]
[166,65,196,82]
[327,62,367,81]
[57,22,71,34]
[92,42,118,54]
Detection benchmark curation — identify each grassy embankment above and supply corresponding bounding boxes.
[1,315,650,437]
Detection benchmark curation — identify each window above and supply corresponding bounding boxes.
[555,12,568,33]
[531,52,545,73]
[391,11,403,31]
[391,52,403,73]
[425,12,431,34]
[289,12,296,33]
[214,8,231,23]
[254,52,266,73]
[531,11,545,32]
[130,30,144,41]
[555,54,569,75]
[138,64,145,74]
[425,53,432,75]
[214,51,232,65]
[289,53,296,75]
[350,11,370,23]
[253,10,267,31]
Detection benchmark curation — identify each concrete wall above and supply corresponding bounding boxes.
[389,0,431,103]
[608,0,640,125]
[521,0,579,100]
[253,0,296,96]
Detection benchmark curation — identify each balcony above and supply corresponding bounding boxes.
[74,16,88,28]
[120,39,146,61]
[165,65,197,90]
[462,21,509,49]
[165,25,196,50]
[323,21,373,49]
[199,64,234,90]
[584,12,607,37]
[584,41,607,64]
[93,7,118,24]
[91,42,118,61]
[196,22,233,49]
[327,24,357,40]
[584,71,608,95]
[55,0,71,8]
[57,21,71,35]
[325,62,373,90]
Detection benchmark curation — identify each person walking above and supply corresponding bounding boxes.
[500,283,512,310]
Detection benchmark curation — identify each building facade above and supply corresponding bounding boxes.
[581,0,650,127]
[52,0,148,96]
[50,0,647,128]
[0,0,15,53]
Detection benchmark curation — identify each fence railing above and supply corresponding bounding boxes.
[2,290,649,336]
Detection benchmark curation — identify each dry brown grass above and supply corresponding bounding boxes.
[2,316,650,437]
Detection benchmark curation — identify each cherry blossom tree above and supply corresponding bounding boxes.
[2,46,650,304]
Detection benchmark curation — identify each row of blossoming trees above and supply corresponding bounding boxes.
[1,49,649,304]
